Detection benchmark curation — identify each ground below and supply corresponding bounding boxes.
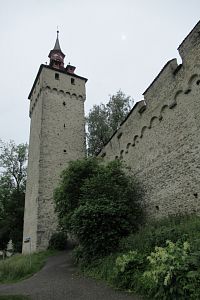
[0,251,142,300]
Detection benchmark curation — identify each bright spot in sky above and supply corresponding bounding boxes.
[121,33,127,41]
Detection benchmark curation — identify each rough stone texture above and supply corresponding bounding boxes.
[23,66,86,253]
[98,21,200,220]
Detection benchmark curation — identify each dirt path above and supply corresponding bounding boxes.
[0,251,142,300]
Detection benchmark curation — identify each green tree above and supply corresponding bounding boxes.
[86,105,111,157]
[54,158,143,262]
[106,90,133,132]
[0,176,12,251]
[86,90,133,156]
[0,140,28,191]
[0,140,28,252]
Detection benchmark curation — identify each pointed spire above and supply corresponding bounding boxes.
[53,30,62,51]
[48,29,65,70]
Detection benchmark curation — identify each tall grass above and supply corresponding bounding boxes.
[82,253,118,284]
[0,250,56,283]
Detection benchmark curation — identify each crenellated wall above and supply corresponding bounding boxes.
[98,21,200,219]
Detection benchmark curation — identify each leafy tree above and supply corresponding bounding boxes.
[0,140,28,191]
[86,90,133,156]
[86,105,111,157]
[54,158,143,262]
[0,140,28,252]
[0,176,13,251]
[106,90,133,132]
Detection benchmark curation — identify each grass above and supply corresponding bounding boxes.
[82,253,118,284]
[0,296,30,300]
[0,250,57,284]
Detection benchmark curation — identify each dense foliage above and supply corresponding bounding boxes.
[48,232,67,250]
[144,240,200,299]
[86,90,133,156]
[0,140,28,252]
[82,215,200,300]
[54,158,143,262]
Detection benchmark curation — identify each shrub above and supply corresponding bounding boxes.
[48,232,67,250]
[54,158,100,231]
[54,158,144,262]
[144,240,200,299]
[114,250,146,290]
[71,201,135,261]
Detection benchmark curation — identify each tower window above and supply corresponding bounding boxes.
[55,73,59,80]
[63,149,66,153]
[63,101,66,106]
[71,78,75,85]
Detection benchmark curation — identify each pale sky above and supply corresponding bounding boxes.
[0,0,200,144]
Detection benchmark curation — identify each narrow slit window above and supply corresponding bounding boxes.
[71,78,75,85]
[55,73,59,80]
[63,101,66,106]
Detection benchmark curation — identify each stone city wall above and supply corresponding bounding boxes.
[99,21,200,219]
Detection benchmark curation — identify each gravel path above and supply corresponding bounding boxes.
[0,251,142,300]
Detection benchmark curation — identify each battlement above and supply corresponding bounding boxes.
[178,20,200,63]
[99,21,200,219]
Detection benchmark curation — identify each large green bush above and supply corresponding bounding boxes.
[54,158,100,231]
[54,158,144,262]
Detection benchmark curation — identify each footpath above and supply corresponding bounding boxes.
[0,251,142,300]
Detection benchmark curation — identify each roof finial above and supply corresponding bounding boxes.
[57,26,59,38]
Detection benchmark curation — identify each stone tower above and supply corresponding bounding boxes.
[23,32,87,253]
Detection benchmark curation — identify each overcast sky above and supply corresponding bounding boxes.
[0,0,200,144]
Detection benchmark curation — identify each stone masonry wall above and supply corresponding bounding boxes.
[99,21,200,220]
[23,66,86,253]
[23,76,43,252]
